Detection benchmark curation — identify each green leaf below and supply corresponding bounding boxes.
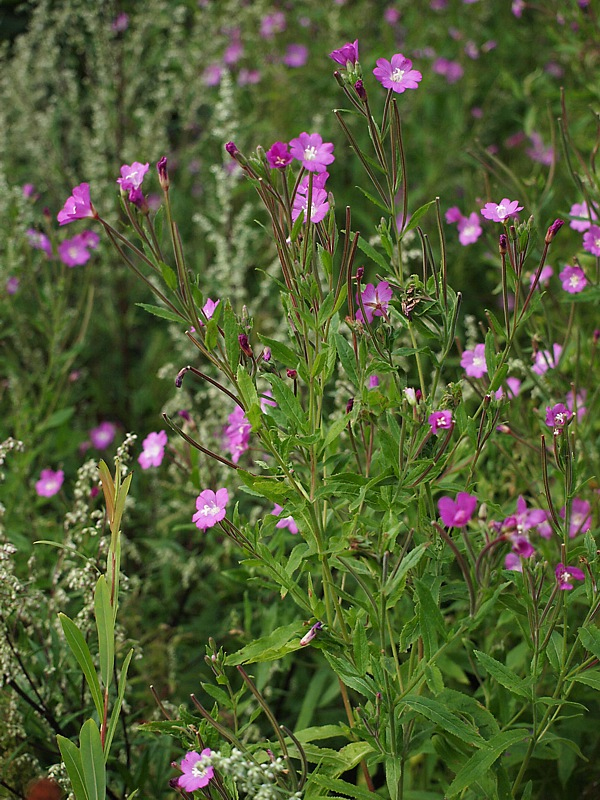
[484,329,497,376]
[135,302,184,324]
[349,234,390,273]
[385,756,402,800]
[205,317,219,350]
[352,619,369,676]
[485,307,507,340]
[322,415,350,451]
[334,333,359,386]
[104,647,134,760]
[489,363,509,393]
[80,720,106,800]
[414,579,446,660]
[445,729,529,797]
[159,261,178,291]
[236,366,260,413]
[57,736,89,800]
[473,650,531,699]
[224,622,303,665]
[238,471,292,503]
[94,576,115,691]
[354,185,392,215]
[403,695,485,747]
[311,775,378,800]
[401,200,436,235]
[223,303,240,371]
[571,670,600,691]
[578,626,600,660]
[264,374,307,433]
[323,652,377,698]
[59,614,104,719]
[384,544,429,609]
[41,407,75,431]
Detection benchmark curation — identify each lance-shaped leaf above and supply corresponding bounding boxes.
[59,614,103,719]
[94,576,115,691]
[80,720,106,800]
[57,735,89,800]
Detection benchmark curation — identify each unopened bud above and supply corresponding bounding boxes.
[175,366,187,388]
[356,266,365,282]
[225,141,239,158]
[346,397,354,413]
[262,346,272,362]
[286,368,297,379]
[499,234,508,254]
[157,156,169,190]
[545,218,564,244]
[355,79,367,100]
[300,621,323,646]
[238,334,253,357]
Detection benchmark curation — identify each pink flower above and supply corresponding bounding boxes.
[138,430,168,469]
[177,749,214,792]
[457,213,482,245]
[26,229,53,257]
[297,171,329,193]
[266,141,293,169]
[58,234,97,267]
[569,201,596,232]
[329,40,359,68]
[223,37,243,65]
[560,498,591,537]
[238,69,261,86]
[292,188,329,224]
[505,552,523,572]
[373,53,422,93]
[582,225,600,257]
[428,410,453,434]
[512,0,525,17]
[289,132,335,172]
[432,57,464,84]
[461,343,487,378]
[566,388,586,421]
[529,265,553,287]
[89,422,117,449]
[526,132,554,166]
[368,375,380,389]
[203,63,222,86]
[555,562,585,590]
[480,198,524,222]
[355,281,393,323]
[445,206,464,224]
[57,183,97,225]
[532,343,562,375]
[35,468,64,498]
[202,298,220,320]
[384,7,401,24]
[223,406,251,463]
[506,377,521,397]
[111,13,129,32]
[117,162,149,195]
[22,183,36,198]
[438,492,478,527]
[545,403,572,430]
[282,44,308,68]
[559,265,587,294]
[193,488,229,530]
[509,534,535,558]
[6,277,19,294]
[271,504,299,534]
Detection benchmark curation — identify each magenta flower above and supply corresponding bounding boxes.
[505,552,523,572]
[6,277,19,294]
[428,410,453,434]
[26,229,53,257]
[457,213,482,245]
[266,141,293,169]
[481,198,524,222]
[300,621,323,646]
[57,183,97,225]
[545,403,572,430]
[445,206,464,224]
[138,430,168,469]
[555,562,585,590]
[560,498,592,538]
[506,377,522,397]
[23,183,36,198]
[355,281,393,323]
[289,132,335,172]
[260,11,286,38]
[373,53,422,93]
[35,468,64,498]
[529,265,553,287]
[223,406,251,463]
[117,162,149,195]
[202,298,220,321]
[526,132,554,166]
[569,201,596,232]
[438,492,478,527]
[271,503,299,534]
[532,343,562,376]
[292,188,329,224]
[223,37,243,65]
[238,68,261,86]
[193,488,229,530]
[329,40,359,67]
[368,375,380,389]
[509,534,535,558]
[297,171,329,193]
[177,749,214,792]
[58,234,96,267]
[559,265,587,294]
[111,12,129,32]
[203,63,222,86]
[89,421,117,449]
[461,343,487,378]
[282,44,308,68]
[582,225,600,257]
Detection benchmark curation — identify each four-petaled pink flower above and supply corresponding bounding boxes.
[193,488,229,530]
[90,421,117,449]
[532,343,562,376]
[177,749,214,792]
[289,132,335,172]
[271,503,299,534]
[545,403,572,430]
[559,265,587,294]
[329,40,359,68]
[438,492,478,527]
[582,225,600,257]
[569,201,596,232]
[292,187,329,224]
[138,430,168,469]
[457,213,482,246]
[373,53,422,93]
[57,183,98,225]
[223,406,251,463]
[35,468,64,498]
[428,410,453,434]
[265,141,293,169]
[461,343,487,378]
[117,162,149,193]
[555,562,585,591]
[560,498,592,538]
[480,198,523,222]
[356,281,393,323]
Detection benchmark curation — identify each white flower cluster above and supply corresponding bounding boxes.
[205,747,292,800]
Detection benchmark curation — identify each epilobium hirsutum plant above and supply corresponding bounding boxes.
[52,36,600,800]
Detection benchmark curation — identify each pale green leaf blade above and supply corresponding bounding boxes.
[57,735,89,800]
[59,614,103,718]
[94,576,115,691]
[80,720,106,800]
[104,647,134,761]
[474,650,531,699]
[446,729,529,797]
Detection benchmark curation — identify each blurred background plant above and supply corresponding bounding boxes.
[1,1,599,798]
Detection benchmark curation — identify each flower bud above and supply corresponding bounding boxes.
[346,397,354,413]
[355,79,367,100]
[499,234,508,254]
[238,334,253,357]
[157,156,169,190]
[286,368,297,379]
[545,218,564,244]
[262,346,272,362]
